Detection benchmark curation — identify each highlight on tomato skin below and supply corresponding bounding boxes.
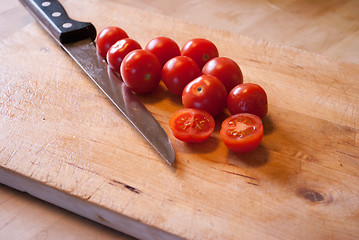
[169,108,215,143]
[220,113,263,153]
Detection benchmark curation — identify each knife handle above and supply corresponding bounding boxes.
[19,0,96,44]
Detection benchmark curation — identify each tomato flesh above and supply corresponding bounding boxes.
[220,113,263,153]
[169,108,215,143]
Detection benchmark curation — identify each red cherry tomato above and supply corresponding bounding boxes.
[220,113,263,153]
[202,57,243,93]
[162,56,201,96]
[145,37,181,67]
[227,83,268,118]
[181,38,219,69]
[169,108,215,143]
[106,38,141,73]
[120,50,162,94]
[182,75,227,117]
[96,26,129,59]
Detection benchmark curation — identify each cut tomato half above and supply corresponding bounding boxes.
[220,113,263,153]
[169,108,215,143]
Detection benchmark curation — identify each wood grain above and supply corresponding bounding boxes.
[117,0,359,65]
[0,0,358,239]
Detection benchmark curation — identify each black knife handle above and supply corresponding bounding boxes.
[19,0,96,43]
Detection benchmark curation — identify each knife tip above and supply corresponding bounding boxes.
[164,149,176,166]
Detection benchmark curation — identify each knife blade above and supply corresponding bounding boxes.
[19,0,175,165]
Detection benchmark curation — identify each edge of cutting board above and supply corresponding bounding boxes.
[0,167,182,240]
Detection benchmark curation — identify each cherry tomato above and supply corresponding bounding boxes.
[120,50,162,94]
[106,38,141,73]
[162,56,201,96]
[227,83,268,118]
[220,113,263,153]
[145,37,181,67]
[181,38,219,69]
[182,75,227,117]
[202,57,243,93]
[169,108,215,143]
[96,26,129,59]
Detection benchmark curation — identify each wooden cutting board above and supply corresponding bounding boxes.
[1,0,358,239]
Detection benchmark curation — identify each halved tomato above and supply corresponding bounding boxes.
[169,108,215,143]
[220,113,263,153]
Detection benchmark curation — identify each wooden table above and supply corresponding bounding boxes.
[0,0,358,239]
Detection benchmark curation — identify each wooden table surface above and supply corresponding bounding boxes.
[0,0,358,239]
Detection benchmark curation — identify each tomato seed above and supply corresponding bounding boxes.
[183,122,191,129]
[227,126,255,138]
[195,119,207,130]
[228,120,236,127]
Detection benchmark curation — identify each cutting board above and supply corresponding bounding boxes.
[1,0,358,239]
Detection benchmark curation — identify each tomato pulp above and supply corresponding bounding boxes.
[220,113,263,153]
[169,108,215,143]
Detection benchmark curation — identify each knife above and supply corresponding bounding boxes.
[19,0,175,165]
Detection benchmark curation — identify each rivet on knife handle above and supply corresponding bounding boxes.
[19,0,96,43]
